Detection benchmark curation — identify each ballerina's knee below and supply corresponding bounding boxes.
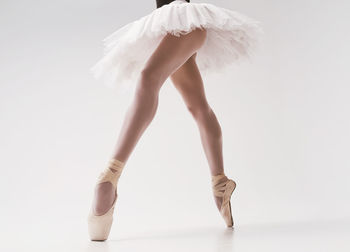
[187,102,211,120]
[136,67,164,92]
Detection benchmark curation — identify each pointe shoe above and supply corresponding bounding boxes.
[211,174,237,227]
[87,158,125,241]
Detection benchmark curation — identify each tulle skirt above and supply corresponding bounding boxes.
[90,0,263,92]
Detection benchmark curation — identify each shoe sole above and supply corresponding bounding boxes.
[227,181,236,227]
[229,201,233,227]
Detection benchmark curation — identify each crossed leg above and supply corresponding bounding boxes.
[110,28,207,163]
[170,53,227,211]
[92,28,207,215]
[170,53,224,176]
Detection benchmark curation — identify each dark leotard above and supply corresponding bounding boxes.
[156,0,190,8]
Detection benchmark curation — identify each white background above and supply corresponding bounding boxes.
[1,0,349,251]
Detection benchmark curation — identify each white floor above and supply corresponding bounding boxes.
[2,218,349,252]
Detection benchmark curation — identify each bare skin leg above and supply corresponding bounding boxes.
[170,54,227,211]
[92,28,207,215]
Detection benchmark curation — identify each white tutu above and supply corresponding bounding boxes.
[90,0,263,92]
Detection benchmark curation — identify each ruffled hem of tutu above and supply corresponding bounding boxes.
[90,2,264,90]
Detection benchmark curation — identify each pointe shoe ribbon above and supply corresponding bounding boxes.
[211,174,237,227]
[87,158,125,241]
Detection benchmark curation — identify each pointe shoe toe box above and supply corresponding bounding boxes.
[88,207,115,241]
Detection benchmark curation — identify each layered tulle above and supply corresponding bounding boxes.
[90,0,263,91]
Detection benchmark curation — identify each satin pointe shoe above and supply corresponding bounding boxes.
[87,158,125,241]
[211,174,237,227]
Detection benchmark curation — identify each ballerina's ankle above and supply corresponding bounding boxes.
[108,158,125,173]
